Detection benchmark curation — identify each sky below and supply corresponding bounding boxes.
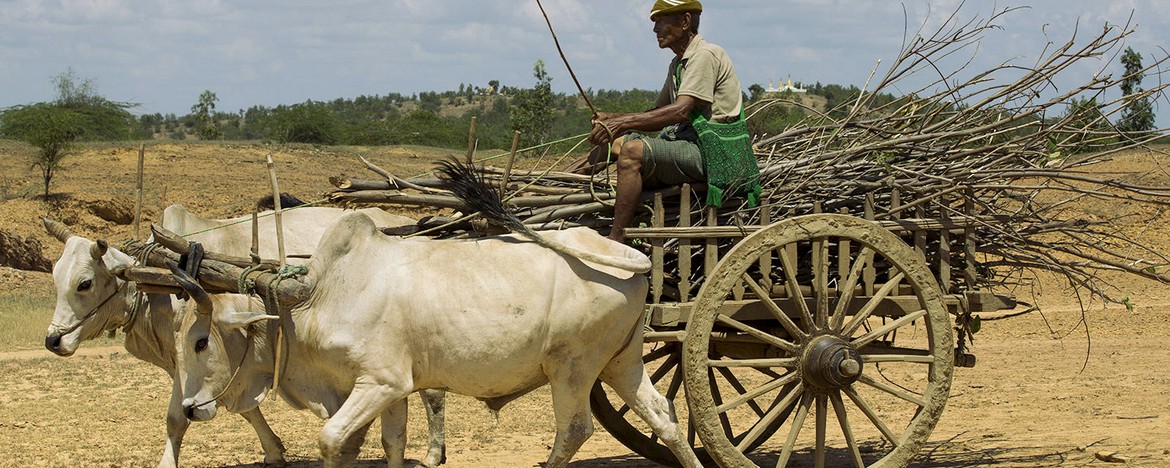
[1,0,1167,127]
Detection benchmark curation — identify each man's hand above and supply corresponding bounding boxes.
[589,116,618,146]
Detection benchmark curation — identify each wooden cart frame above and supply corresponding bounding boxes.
[583,183,1014,467]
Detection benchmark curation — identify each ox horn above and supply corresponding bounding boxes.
[169,264,214,316]
[43,218,75,243]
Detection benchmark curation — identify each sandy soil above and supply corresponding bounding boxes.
[1,141,1169,467]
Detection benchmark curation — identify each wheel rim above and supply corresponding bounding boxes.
[682,214,953,468]
[591,342,793,466]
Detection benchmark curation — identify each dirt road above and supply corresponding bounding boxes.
[2,300,1168,467]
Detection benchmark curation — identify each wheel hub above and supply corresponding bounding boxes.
[801,335,863,390]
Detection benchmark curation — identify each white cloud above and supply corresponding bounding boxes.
[0,0,1165,127]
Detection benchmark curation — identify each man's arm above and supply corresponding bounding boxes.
[589,95,701,146]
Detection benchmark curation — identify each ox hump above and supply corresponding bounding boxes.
[314,212,381,261]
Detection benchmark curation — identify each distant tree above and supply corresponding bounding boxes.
[50,68,136,140]
[510,59,555,147]
[264,101,341,145]
[1057,97,1111,154]
[0,69,134,197]
[418,92,442,114]
[748,84,766,102]
[190,90,222,140]
[488,80,501,95]
[0,103,82,198]
[1117,47,1156,139]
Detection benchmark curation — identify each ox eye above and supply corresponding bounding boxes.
[77,279,92,292]
[194,337,209,353]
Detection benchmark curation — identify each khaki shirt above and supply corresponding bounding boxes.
[655,34,744,123]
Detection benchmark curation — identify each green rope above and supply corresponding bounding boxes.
[236,263,268,297]
[264,264,309,315]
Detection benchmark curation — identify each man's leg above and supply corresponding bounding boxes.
[609,139,645,242]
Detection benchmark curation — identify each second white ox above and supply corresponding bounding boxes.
[43,204,446,467]
[173,212,703,467]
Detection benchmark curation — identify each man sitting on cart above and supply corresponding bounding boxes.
[581,0,761,242]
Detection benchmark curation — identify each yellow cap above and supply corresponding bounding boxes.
[650,0,702,21]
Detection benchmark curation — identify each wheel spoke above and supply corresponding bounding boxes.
[851,309,927,348]
[830,246,873,331]
[715,314,801,354]
[778,246,816,329]
[856,373,927,407]
[642,344,676,365]
[715,371,799,414]
[830,391,866,468]
[841,272,906,337]
[813,237,830,329]
[735,383,804,452]
[710,368,734,437]
[815,395,828,468]
[742,272,807,340]
[715,366,768,417]
[647,352,680,385]
[709,357,799,368]
[843,386,900,446]
[775,392,813,468]
[665,360,685,400]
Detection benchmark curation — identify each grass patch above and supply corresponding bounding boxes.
[0,290,119,352]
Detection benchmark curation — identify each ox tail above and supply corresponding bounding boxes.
[435,156,650,274]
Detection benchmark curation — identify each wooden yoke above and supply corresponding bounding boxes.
[119,224,311,304]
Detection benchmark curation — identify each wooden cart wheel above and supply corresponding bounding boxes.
[683,214,953,468]
[590,342,795,466]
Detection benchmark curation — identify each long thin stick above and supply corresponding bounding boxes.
[501,131,521,199]
[535,0,599,119]
[133,143,145,240]
[265,155,286,267]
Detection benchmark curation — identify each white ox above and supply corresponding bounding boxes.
[43,205,447,468]
[172,212,703,468]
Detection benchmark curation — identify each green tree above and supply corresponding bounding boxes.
[0,103,82,198]
[264,101,342,144]
[1117,47,1156,138]
[748,84,766,102]
[50,68,136,140]
[0,69,134,197]
[510,59,555,147]
[191,90,222,140]
[1057,97,1111,154]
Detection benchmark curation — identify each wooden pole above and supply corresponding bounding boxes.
[266,155,286,268]
[465,116,477,160]
[251,211,260,265]
[501,131,521,199]
[133,144,145,240]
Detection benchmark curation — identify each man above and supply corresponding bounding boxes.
[586,0,759,242]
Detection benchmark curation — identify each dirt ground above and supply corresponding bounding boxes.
[2,141,1170,467]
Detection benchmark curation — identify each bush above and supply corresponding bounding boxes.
[264,102,342,145]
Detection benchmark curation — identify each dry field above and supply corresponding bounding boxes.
[1,141,1169,466]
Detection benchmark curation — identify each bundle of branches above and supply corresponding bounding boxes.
[748,7,1170,301]
[328,6,1170,302]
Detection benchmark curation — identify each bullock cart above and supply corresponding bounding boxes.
[321,159,1019,468]
[117,171,1013,468]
